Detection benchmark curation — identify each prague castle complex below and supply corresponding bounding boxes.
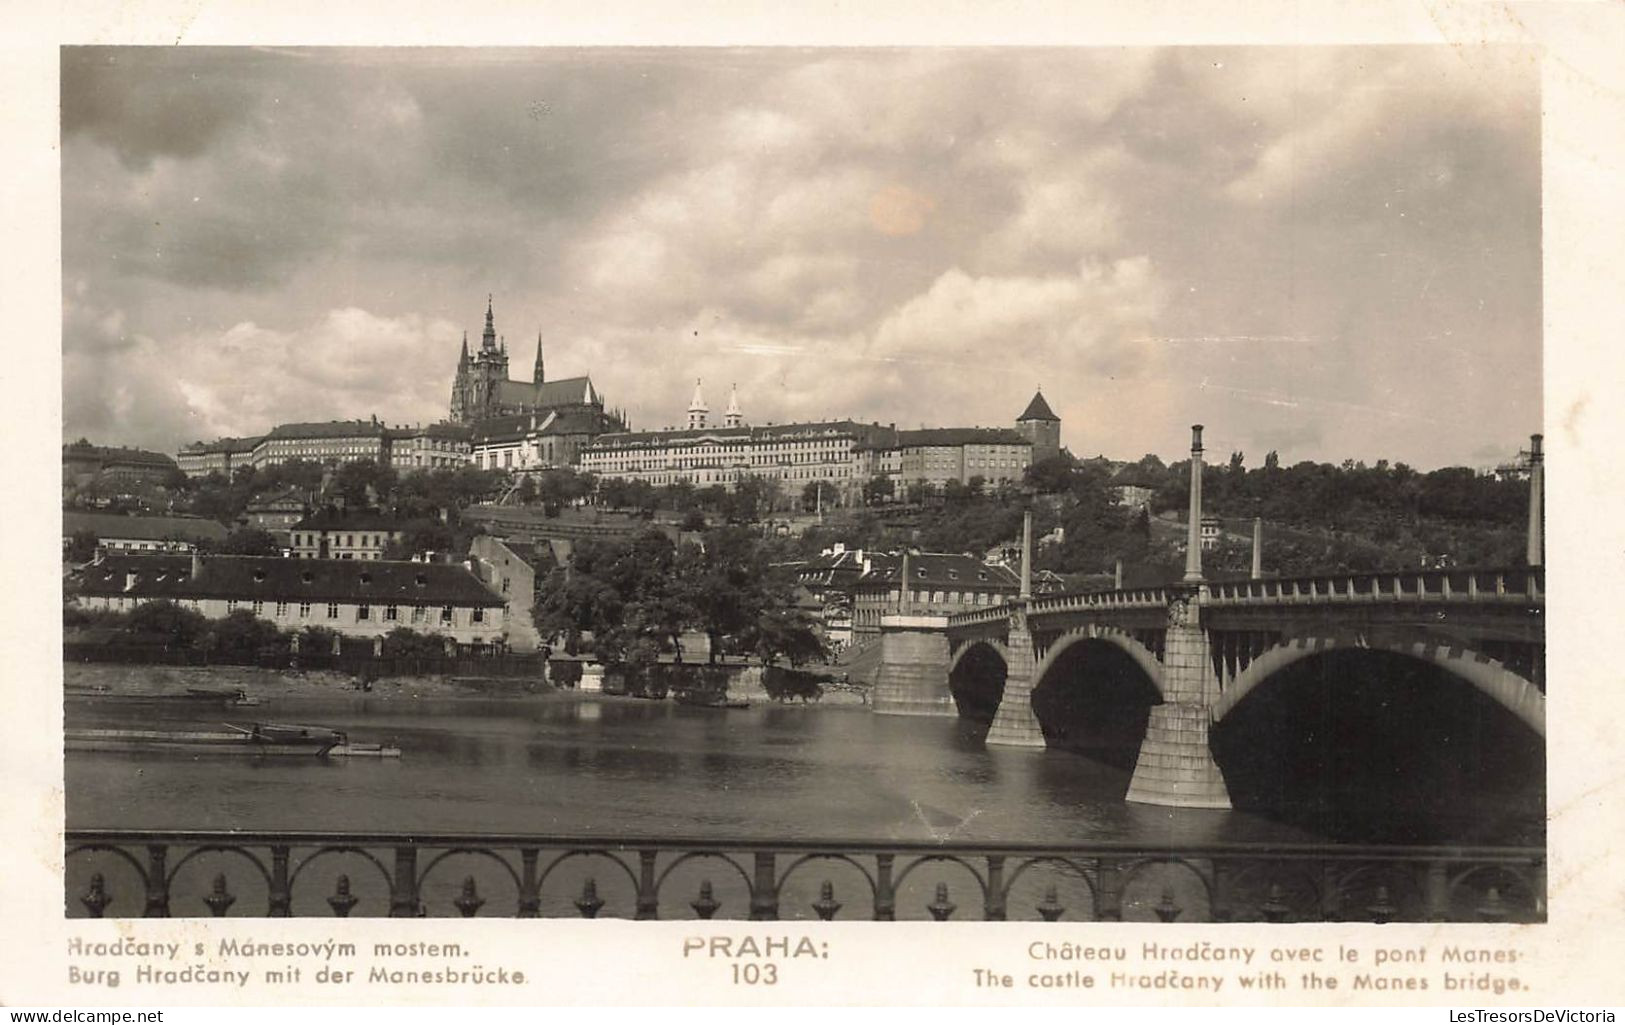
[175,295,1062,502]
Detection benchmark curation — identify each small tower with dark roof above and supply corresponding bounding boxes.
[1016,389,1061,464]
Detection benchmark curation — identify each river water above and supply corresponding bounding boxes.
[67,693,1308,844]
[63,692,1538,919]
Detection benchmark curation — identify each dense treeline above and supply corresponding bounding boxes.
[532,525,824,668]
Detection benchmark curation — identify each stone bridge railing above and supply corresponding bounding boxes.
[1204,567,1543,607]
[948,567,1542,632]
[65,830,1544,923]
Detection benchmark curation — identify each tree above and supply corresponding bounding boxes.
[516,475,538,506]
[381,626,448,658]
[206,610,289,660]
[126,600,210,647]
[65,528,99,563]
[1025,454,1075,494]
[533,529,689,664]
[750,607,827,667]
[862,475,895,506]
[215,528,281,556]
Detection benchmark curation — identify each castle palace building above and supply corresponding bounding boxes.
[449,296,620,430]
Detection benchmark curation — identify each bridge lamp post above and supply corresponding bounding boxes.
[1183,425,1204,585]
[1527,434,1543,568]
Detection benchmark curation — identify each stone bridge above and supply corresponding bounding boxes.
[878,426,1547,812]
[943,565,1544,808]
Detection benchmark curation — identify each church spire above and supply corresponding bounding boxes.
[533,332,545,385]
[724,382,743,428]
[459,331,469,364]
[482,294,496,351]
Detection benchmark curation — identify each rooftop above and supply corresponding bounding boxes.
[78,554,504,606]
[1017,391,1060,423]
[264,420,388,441]
[63,512,229,543]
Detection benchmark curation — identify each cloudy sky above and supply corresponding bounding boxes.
[61,45,1540,468]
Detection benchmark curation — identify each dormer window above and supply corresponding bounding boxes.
[301,571,314,584]
[253,570,266,582]
[360,573,372,586]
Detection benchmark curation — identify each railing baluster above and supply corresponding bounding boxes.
[517,848,540,918]
[874,854,896,921]
[143,844,170,918]
[390,846,419,917]
[635,850,659,920]
[984,856,1006,921]
[749,852,779,921]
[268,845,291,917]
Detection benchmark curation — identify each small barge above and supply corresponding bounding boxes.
[65,722,400,759]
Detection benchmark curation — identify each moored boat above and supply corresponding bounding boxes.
[67,721,351,757]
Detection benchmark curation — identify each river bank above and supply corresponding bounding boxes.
[63,661,547,702]
[62,661,872,706]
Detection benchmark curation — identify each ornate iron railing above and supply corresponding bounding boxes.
[65,831,1544,923]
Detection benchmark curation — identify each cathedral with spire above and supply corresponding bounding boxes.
[449,296,624,430]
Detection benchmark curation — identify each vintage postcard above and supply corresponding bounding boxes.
[3,0,1623,1010]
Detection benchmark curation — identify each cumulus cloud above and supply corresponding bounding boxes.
[60,46,1540,468]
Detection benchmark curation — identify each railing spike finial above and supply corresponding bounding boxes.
[203,873,236,917]
[575,877,606,919]
[81,873,112,918]
[812,880,843,921]
[927,882,957,921]
[1368,885,1398,924]
[327,874,359,918]
[1036,885,1065,922]
[1153,889,1182,923]
[454,876,486,918]
[1260,882,1290,923]
[691,879,720,920]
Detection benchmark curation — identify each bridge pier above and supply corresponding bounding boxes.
[872,615,955,716]
[1125,590,1233,809]
[985,610,1044,746]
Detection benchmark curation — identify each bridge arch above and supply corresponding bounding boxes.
[947,638,1010,678]
[1212,636,1544,739]
[1033,626,1165,701]
[947,640,1009,726]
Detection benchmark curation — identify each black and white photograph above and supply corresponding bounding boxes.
[51,40,1553,931]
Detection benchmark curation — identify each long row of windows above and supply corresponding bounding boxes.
[95,597,495,626]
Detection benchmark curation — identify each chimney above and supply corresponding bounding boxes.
[1183,425,1204,584]
[1114,558,1123,591]
[1527,433,1544,567]
[191,548,203,580]
[1251,517,1264,579]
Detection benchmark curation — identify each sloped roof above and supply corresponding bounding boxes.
[265,420,387,440]
[179,436,263,455]
[292,508,408,532]
[388,422,473,442]
[1017,391,1060,422]
[494,376,598,410]
[853,552,1019,591]
[79,554,504,606]
[897,428,1030,448]
[63,512,228,542]
[587,419,888,449]
[63,443,178,468]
